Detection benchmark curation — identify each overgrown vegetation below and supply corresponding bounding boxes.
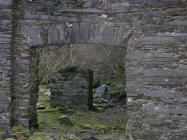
[35,85,127,139]
[58,65,78,74]
[108,83,126,103]
[39,45,126,84]
[93,82,126,105]
[28,132,51,140]
[3,82,127,139]
[12,125,25,132]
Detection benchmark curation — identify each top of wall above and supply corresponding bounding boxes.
[18,0,187,16]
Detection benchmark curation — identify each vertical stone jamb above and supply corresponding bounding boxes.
[11,0,34,127]
[88,70,93,109]
[29,47,39,128]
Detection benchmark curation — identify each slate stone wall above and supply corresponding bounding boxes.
[0,0,187,139]
[0,0,12,129]
[49,68,93,109]
[126,97,187,140]
[15,0,187,98]
[127,16,187,99]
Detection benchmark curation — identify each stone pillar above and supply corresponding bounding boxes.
[0,0,13,129]
[11,22,34,127]
[11,21,40,128]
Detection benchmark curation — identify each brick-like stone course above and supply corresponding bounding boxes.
[126,97,187,140]
[0,0,12,129]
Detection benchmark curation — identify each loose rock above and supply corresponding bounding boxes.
[59,115,73,126]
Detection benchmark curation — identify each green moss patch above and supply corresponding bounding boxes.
[36,84,127,139]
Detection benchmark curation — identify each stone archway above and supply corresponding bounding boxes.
[11,19,127,128]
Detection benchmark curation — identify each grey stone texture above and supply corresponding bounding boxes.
[126,97,187,140]
[49,68,93,109]
[0,0,12,129]
[0,0,186,139]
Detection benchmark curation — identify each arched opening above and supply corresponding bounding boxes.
[29,44,126,127]
[27,43,127,138]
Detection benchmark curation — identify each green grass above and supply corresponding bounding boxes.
[12,125,25,132]
[0,129,5,138]
[3,83,127,139]
[35,84,127,139]
[5,138,16,140]
[108,83,126,102]
[28,132,51,140]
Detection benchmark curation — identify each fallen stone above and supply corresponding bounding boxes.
[2,130,17,140]
[95,85,109,94]
[36,103,46,110]
[59,115,73,126]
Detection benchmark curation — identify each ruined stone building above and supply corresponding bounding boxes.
[0,0,187,139]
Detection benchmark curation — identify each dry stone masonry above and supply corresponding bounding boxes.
[48,68,93,109]
[126,97,187,140]
[0,0,12,129]
[0,0,187,139]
